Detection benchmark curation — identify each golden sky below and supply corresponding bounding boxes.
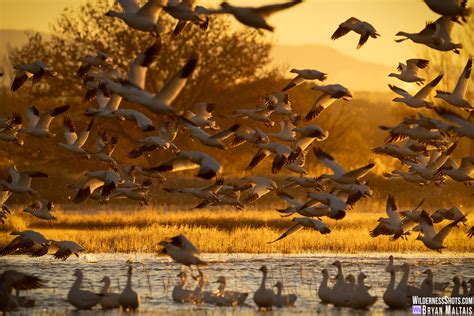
[0,0,440,66]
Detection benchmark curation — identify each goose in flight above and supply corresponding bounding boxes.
[416,210,465,252]
[0,112,23,146]
[200,0,303,32]
[373,140,425,163]
[172,272,194,303]
[127,119,179,158]
[147,151,222,179]
[19,105,70,138]
[404,142,457,181]
[268,120,296,142]
[0,166,48,195]
[389,73,443,108]
[282,68,327,91]
[305,84,353,121]
[284,149,308,175]
[424,0,471,23]
[0,230,50,257]
[331,17,380,49]
[185,122,240,150]
[159,234,207,275]
[273,281,297,307]
[11,60,56,92]
[269,217,330,243]
[435,56,472,111]
[105,0,165,35]
[164,177,224,203]
[0,270,44,312]
[240,176,277,204]
[369,195,405,240]
[124,39,162,90]
[436,156,474,184]
[275,190,335,219]
[261,92,299,123]
[429,16,464,53]
[389,59,429,85]
[184,102,219,129]
[395,21,437,45]
[300,192,352,217]
[383,169,430,186]
[109,179,153,206]
[314,147,375,184]
[50,240,84,260]
[246,142,292,174]
[435,107,473,139]
[164,0,209,36]
[0,190,12,224]
[22,199,57,227]
[253,266,275,311]
[58,116,94,158]
[90,129,118,167]
[467,227,474,238]
[431,206,468,224]
[68,269,102,310]
[119,266,140,311]
[226,105,275,127]
[73,169,122,203]
[229,126,269,148]
[77,50,111,78]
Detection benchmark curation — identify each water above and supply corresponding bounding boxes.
[2,253,473,315]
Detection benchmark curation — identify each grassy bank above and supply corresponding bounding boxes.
[1,206,472,254]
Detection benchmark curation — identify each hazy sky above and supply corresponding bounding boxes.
[0,0,440,66]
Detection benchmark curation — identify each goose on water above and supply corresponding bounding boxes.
[99,276,120,309]
[19,105,70,139]
[67,269,102,310]
[330,261,351,307]
[331,17,380,48]
[350,273,377,309]
[383,263,410,309]
[273,281,297,307]
[435,56,472,111]
[318,269,332,303]
[0,270,44,312]
[253,265,275,310]
[389,59,429,85]
[172,272,194,303]
[213,276,248,306]
[119,265,140,311]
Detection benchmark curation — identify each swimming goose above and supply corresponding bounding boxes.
[77,50,111,78]
[11,60,56,92]
[185,122,240,149]
[269,217,330,243]
[383,263,410,309]
[253,265,275,311]
[229,126,269,148]
[431,206,468,224]
[105,0,165,35]
[424,0,471,23]
[436,157,474,184]
[0,112,23,146]
[147,151,222,179]
[172,272,194,303]
[240,176,277,204]
[50,240,84,260]
[99,276,120,309]
[282,68,327,91]
[452,276,461,297]
[318,269,332,303]
[22,199,56,227]
[389,59,429,85]
[269,120,296,142]
[0,230,49,257]
[386,255,401,272]
[305,84,353,120]
[19,105,70,138]
[160,234,207,274]
[68,269,102,310]
[416,210,464,252]
[314,147,375,184]
[201,1,303,32]
[246,142,292,174]
[128,118,179,158]
[164,0,209,36]
[350,273,376,309]
[461,280,470,297]
[435,107,474,139]
[0,270,44,312]
[90,129,118,167]
[409,269,434,297]
[331,17,380,48]
[0,166,48,195]
[389,73,443,108]
[119,266,140,311]
[184,102,219,129]
[58,116,94,158]
[273,281,297,307]
[213,276,248,306]
[435,56,472,111]
[330,260,350,306]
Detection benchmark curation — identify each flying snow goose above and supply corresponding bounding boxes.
[11,60,56,92]
[429,16,463,53]
[165,177,223,203]
[0,191,12,225]
[435,107,474,139]
[0,166,48,195]
[119,266,140,311]
[435,56,472,111]
[383,169,430,185]
[350,273,377,309]
[284,176,323,189]
[318,269,331,303]
[184,102,219,129]
[389,73,443,108]
[314,147,375,184]
[73,169,122,203]
[67,269,102,310]
[22,199,56,227]
[105,0,165,35]
[424,0,471,22]
[331,17,380,48]
[229,126,269,148]
[273,281,297,307]
[99,276,120,309]
[431,206,468,224]
[395,21,436,44]
[246,142,292,174]
[389,59,429,85]
[50,240,84,260]
[404,143,457,181]
[128,131,178,159]
[77,50,111,78]
[159,234,207,274]
[305,84,353,120]
[0,270,44,312]
[19,105,70,138]
[269,120,296,142]
[275,190,333,218]
[85,91,123,118]
[227,105,275,127]
[261,92,299,123]
[282,68,327,91]
[90,129,118,166]
[172,272,194,303]
[369,195,403,239]
[126,39,162,90]
[301,192,351,217]
[284,150,308,175]
[0,112,23,146]
[436,157,474,184]
[0,230,49,257]
[240,176,277,204]
[269,217,330,243]
[185,122,240,149]
[253,266,275,311]
[416,210,464,252]
[201,1,303,32]
[58,116,94,158]
[147,151,222,179]
[164,0,209,36]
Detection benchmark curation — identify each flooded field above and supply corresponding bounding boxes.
[2,253,473,315]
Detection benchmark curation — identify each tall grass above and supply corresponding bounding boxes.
[1,205,472,254]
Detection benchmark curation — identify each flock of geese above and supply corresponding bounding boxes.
[0,0,473,313]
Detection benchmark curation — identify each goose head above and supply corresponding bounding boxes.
[322,269,329,277]
[215,276,226,285]
[274,281,283,291]
[73,269,83,277]
[100,276,109,283]
[259,265,268,274]
[331,260,341,268]
[453,276,460,285]
[400,263,410,272]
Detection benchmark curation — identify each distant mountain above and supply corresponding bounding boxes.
[271,44,393,92]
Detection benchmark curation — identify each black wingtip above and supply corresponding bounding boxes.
[181,57,198,78]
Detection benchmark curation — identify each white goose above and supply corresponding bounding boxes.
[213,276,248,306]
[90,130,118,167]
[431,206,468,224]
[19,105,70,138]
[0,166,48,195]
[99,276,120,309]
[0,270,44,312]
[269,120,296,142]
[165,178,223,203]
[282,68,327,91]
[383,263,410,309]
[428,16,463,53]
[184,102,219,129]
[306,84,353,120]
[0,112,23,146]
[164,0,209,36]
[105,0,165,35]
[0,190,12,225]
[350,273,377,309]
[330,260,350,307]
[331,17,380,48]
[318,269,331,303]
[50,240,84,260]
[240,176,277,204]
[269,217,330,243]
[229,126,269,148]
[11,60,56,92]
[172,272,194,303]
[435,56,472,111]
[0,230,49,257]
[128,118,179,158]
[437,157,474,184]
[389,73,444,108]
[435,107,473,139]
[22,199,56,227]
[58,116,94,158]
[228,106,275,127]
[262,92,299,123]
[275,190,334,218]
[424,0,471,22]
[77,50,111,78]
[253,265,275,310]
[119,266,140,311]
[67,269,102,310]
[160,234,207,275]
[246,142,292,174]
[416,210,464,252]
[185,122,240,150]
[273,281,297,307]
[389,59,430,85]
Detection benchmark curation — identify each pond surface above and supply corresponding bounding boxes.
[1,253,473,315]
